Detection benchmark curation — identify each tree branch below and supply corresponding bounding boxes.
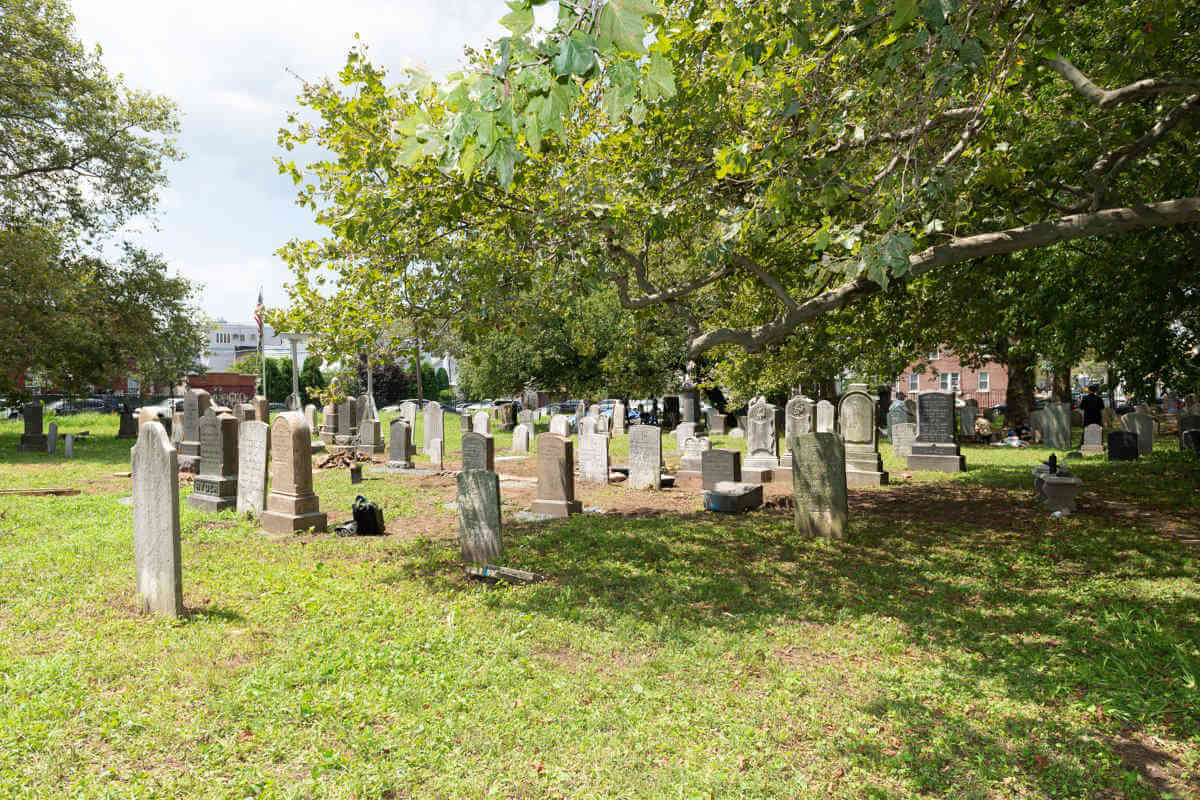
[731,253,797,310]
[1086,93,1200,209]
[1042,57,1200,108]
[687,196,1200,357]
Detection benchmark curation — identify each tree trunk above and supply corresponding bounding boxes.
[1005,355,1036,427]
[414,338,423,404]
[1051,364,1073,402]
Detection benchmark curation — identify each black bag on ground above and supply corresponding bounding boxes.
[352,495,385,535]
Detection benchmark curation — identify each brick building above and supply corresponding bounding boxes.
[894,348,1009,408]
[186,372,257,409]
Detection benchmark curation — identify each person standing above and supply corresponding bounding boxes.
[1079,384,1104,446]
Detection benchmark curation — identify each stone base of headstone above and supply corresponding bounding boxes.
[178,441,201,473]
[703,481,762,513]
[187,477,237,512]
[386,459,414,469]
[674,470,703,488]
[319,429,335,445]
[530,498,582,518]
[1080,444,1103,456]
[261,492,327,534]
[18,434,47,452]
[743,465,774,483]
[1041,475,1082,512]
[906,443,965,472]
[845,444,888,486]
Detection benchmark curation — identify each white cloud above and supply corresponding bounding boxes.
[70,0,504,322]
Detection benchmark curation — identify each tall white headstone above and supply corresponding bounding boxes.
[131,422,183,616]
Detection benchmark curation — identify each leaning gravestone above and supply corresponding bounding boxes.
[701,449,741,491]
[549,414,571,437]
[473,411,492,435]
[236,420,270,517]
[388,419,415,468]
[611,401,627,435]
[531,434,582,517]
[458,470,502,565]
[179,388,212,472]
[780,396,815,470]
[1122,412,1155,456]
[1107,430,1139,461]
[744,400,778,483]
[1081,424,1104,455]
[1044,401,1072,450]
[791,432,848,539]
[117,408,138,439]
[815,400,836,433]
[891,422,917,459]
[18,402,47,452]
[423,403,444,454]
[261,412,327,533]
[46,421,58,454]
[462,431,495,472]
[131,421,183,617]
[839,384,888,486]
[578,431,610,484]
[907,391,966,472]
[511,423,532,454]
[189,409,239,512]
[628,425,663,490]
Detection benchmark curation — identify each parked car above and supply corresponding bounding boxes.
[46,397,114,416]
[268,402,286,412]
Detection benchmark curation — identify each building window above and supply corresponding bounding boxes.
[928,349,939,361]
[978,372,990,392]
[908,373,919,392]
[939,372,960,391]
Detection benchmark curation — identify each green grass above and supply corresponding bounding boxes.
[1,415,1198,797]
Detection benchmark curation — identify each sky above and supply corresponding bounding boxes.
[71,0,510,325]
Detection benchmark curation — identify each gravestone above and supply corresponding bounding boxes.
[63,434,75,458]
[400,401,418,429]
[580,417,598,437]
[358,395,384,456]
[473,411,492,435]
[588,404,601,419]
[673,421,696,453]
[235,403,256,423]
[305,404,318,434]
[461,413,472,434]
[595,414,610,437]
[549,414,571,437]
[706,408,727,435]
[675,435,711,487]
[136,405,167,434]
[188,409,238,512]
[356,394,368,428]
[743,401,778,483]
[891,422,917,458]
[511,423,532,454]
[171,412,183,444]
[1177,414,1200,443]
[388,419,415,468]
[178,388,211,471]
[1107,430,1139,461]
[578,432,610,484]
[461,431,495,472]
[791,433,848,539]
[839,384,888,487]
[780,396,815,469]
[661,396,680,430]
[1081,424,1104,455]
[319,403,337,444]
[236,420,270,517]
[1122,412,1154,456]
[131,422,183,617]
[261,412,327,533]
[907,391,965,472]
[1030,409,1047,442]
[46,421,58,454]
[1044,401,1071,450]
[611,401,627,435]
[339,397,357,442]
[679,388,700,426]
[117,408,138,439]
[1181,429,1200,457]
[458,470,502,565]
[428,437,444,470]
[531,434,582,517]
[17,402,47,452]
[815,400,835,433]
[701,449,741,491]
[628,425,663,490]
[958,402,979,439]
[886,404,909,443]
[253,395,269,423]
[423,403,444,453]
[518,409,535,427]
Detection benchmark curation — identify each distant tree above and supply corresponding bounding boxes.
[435,367,450,392]
[298,356,326,406]
[356,354,415,406]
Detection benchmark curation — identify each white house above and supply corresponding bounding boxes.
[202,321,309,372]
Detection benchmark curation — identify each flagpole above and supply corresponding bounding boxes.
[256,286,265,399]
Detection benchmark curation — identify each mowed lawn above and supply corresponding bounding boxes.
[1,413,1198,798]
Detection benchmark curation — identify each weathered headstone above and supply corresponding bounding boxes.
[234,403,255,423]
[675,435,711,487]
[701,449,741,491]
[891,422,917,458]
[886,404,910,443]
[461,412,472,434]
[178,388,211,471]
[673,421,696,453]
[117,408,138,439]
[319,403,337,444]
[188,409,238,512]
[252,395,269,423]
[780,396,815,469]
[580,416,598,437]
[46,420,58,454]
[171,411,183,444]
[63,433,75,458]
[704,481,763,513]
[578,431,610,484]
[628,425,663,490]
[1107,430,1139,461]
[428,437,444,470]
[511,423,532,454]
[388,419,415,468]
[358,395,384,456]
[518,408,536,427]
[532,434,582,517]
[1081,424,1104,455]
[400,401,418,429]
[473,411,492,435]
[791,432,848,539]
[661,396,680,430]
[261,412,327,533]
[611,401,627,435]
[338,396,357,443]
[131,422,183,616]
[595,413,610,437]
[907,391,965,472]
[304,404,318,434]
[1122,412,1154,456]
[461,431,495,472]
[236,420,270,517]
[743,401,778,483]
[457,470,502,565]
[815,400,835,433]
[679,388,700,426]
[1044,401,1072,450]
[423,403,444,453]
[958,402,979,439]
[706,409,727,435]
[838,384,888,487]
[135,405,167,435]
[1177,414,1200,442]
[1181,429,1200,457]
[549,414,571,437]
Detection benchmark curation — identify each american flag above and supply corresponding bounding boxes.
[254,289,264,336]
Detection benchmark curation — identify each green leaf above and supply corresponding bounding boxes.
[921,0,946,29]
[643,52,676,101]
[500,1,535,36]
[540,82,574,132]
[552,31,596,76]
[458,139,479,179]
[603,82,636,123]
[524,111,543,153]
[596,0,649,53]
[490,136,519,189]
[892,0,919,30]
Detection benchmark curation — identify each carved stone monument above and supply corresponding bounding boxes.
[1081,424,1104,456]
[743,400,778,483]
[512,423,532,454]
[578,431,610,484]
[838,384,888,487]
[907,392,966,472]
[628,424,663,490]
[178,388,211,471]
[458,470,502,565]
[131,422,183,616]
[236,420,270,517]
[532,434,582,517]
[701,449,741,491]
[461,431,495,472]
[1122,412,1154,456]
[815,400,835,433]
[261,412,327,533]
[423,403,444,454]
[780,396,815,470]
[188,409,239,511]
[388,419,415,468]
[17,402,47,452]
[791,432,848,539]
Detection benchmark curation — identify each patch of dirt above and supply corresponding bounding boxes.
[850,483,1042,532]
[533,645,657,674]
[1110,733,1200,799]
